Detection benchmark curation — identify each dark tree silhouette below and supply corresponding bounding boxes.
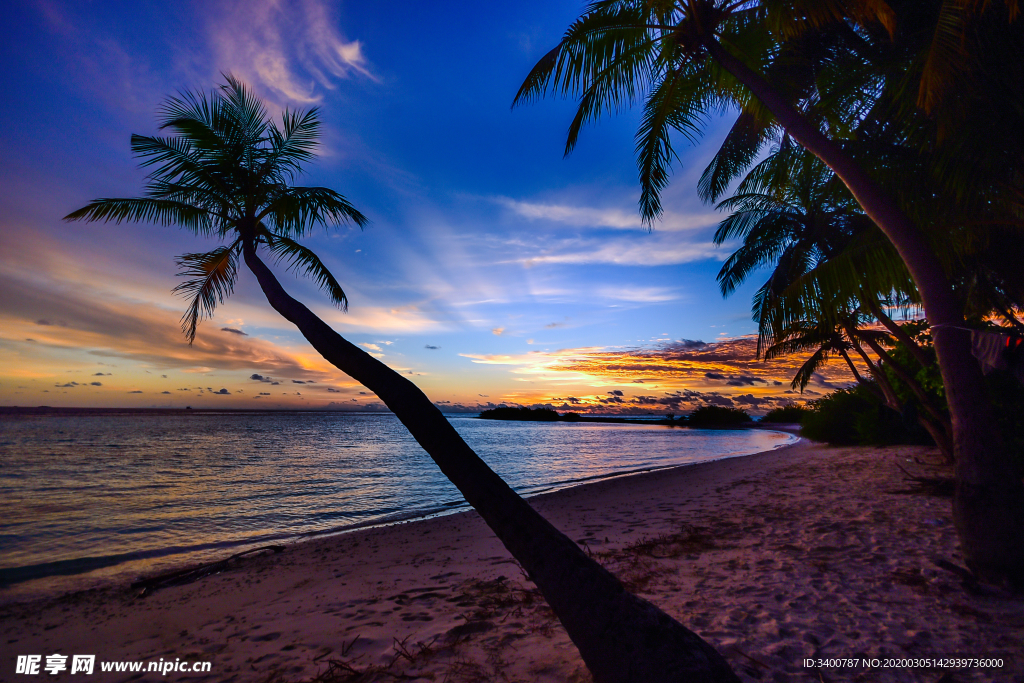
[66,77,739,683]
[515,0,1024,585]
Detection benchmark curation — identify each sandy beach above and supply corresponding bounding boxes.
[3,439,1021,682]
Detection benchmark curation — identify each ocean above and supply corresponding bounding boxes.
[0,411,796,600]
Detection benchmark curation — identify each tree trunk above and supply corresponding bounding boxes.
[857,334,955,460]
[241,244,739,682]
[858,335,945,425]
[848,331,901,407]
[862,297,933,370]
[839,348,867,385]
[705,37,1024,585]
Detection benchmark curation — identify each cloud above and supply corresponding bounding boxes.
[90,381,102,386]
[492,327,505,336]
[206,0,375,105]
[213,388,230,395]
[595,287,680,303]
[424,344,440,350]
[221,327,248,336]
[496,197,716,232]
[0,269,338,380]
[461,336,860,415]
[516,235,725,267]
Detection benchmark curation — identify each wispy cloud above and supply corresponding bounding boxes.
[206,0,375,104]
[0,268,336,379]
[516,234,724,267]
[595,286,680,303]
[496,197,718,232]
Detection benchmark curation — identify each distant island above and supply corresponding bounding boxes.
[477,405,762,428]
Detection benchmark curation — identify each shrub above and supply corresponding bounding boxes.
[760,405,808,423]
[800,386,879,444]
[687,405,750,426]
[800,382,929,446]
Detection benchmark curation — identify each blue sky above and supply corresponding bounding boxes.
[0,0,849,412]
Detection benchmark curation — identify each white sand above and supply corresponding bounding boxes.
[2,440,1021,682]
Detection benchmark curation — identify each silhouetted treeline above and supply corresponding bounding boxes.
[477,405,754,427]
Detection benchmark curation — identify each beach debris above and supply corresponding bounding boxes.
[131,545,284,597]
[890,463,955,498]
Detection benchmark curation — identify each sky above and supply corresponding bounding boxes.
[0,0,857,414]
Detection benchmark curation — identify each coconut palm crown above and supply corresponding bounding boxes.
[65,76,367,343]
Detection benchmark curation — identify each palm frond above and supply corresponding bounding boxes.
[699,111,777,202]
[636,63,711,222]
[260,186,368,237]
[264,107,322,182]
[64,198,216,235]
[172,244,240,343]
[263,234,348,310]
[789,346,828,391]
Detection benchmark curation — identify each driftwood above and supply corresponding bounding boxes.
[131,545,284,596]
[891,463,955,498]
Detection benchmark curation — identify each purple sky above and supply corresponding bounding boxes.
[0,0,853,413]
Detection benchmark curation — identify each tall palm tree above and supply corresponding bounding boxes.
[65,77,739,683]
[708,148,954,456]
[516,0,1024,585]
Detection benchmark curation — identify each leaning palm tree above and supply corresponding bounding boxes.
[65,77,739,683]
[515,0,1024,585]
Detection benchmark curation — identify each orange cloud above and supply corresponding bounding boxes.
[461,337,860,415]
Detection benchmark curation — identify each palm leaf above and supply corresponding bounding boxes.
[172,245,240,343]
[264,234,348,310]
[260,186,368,237]
[64,198,217,235]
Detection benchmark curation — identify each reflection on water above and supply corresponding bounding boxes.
[0,412,795,598]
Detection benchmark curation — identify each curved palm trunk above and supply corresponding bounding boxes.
[241,244,738,683]
[862,298,933,370]
[848,331,901,406]
[847,331,954,460]
[706,39,1024,584]
[857,334,954,457]
[839,348,868,386]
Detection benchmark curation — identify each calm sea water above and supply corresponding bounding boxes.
[0,412,795,600]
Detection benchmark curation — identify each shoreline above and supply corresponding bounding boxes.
[3,440,1021,682]
[0,429,799,602]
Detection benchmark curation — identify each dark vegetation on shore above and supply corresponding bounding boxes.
[799,376,1024,466]
[478,405,753,427]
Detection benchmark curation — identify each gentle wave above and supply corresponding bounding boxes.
[0,412,796,598]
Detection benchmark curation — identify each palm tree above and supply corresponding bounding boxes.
[709,148,954,457]
[65,77,739,683]
[516,0,1024,585]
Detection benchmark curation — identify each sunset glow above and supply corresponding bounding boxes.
[0,0,860,414]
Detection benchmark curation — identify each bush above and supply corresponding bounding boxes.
[800,382,930,446]
[687,405,750,426]
[760,405,808,423]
